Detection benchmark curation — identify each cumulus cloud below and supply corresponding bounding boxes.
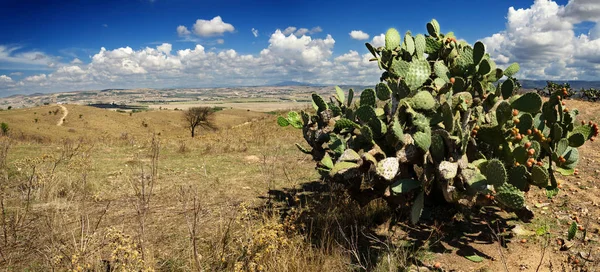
[192,16,235,36]
[0,75,13,83]
[71,58,83,64]
[371,34,385,48]
[481,0,600,80]
[177,25,191,36]
[349,30,369,40]
[251,28,259,37]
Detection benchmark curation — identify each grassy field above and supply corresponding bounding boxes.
[0,101,600,271]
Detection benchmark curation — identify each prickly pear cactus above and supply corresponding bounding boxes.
[277,19,595,224]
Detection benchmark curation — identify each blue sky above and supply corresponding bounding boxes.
[1,0,598,95]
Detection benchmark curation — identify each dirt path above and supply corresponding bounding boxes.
[56,104,68,126]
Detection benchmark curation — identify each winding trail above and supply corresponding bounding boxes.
[56,104,68,126]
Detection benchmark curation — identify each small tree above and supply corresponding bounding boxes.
[183,107,216,137]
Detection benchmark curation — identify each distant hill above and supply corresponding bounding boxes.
[270,81,322,87]
[520,80,600,90]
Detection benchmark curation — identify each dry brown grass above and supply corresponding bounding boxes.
[0,104,410,271]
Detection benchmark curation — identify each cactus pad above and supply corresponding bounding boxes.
[495,183,525,209]
[511,92,543,114]
[385,28,401,50]
[530,165,549,187]
[376,157,400,180]
[481,159,507,187]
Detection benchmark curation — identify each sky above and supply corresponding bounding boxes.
[0,0,599,96]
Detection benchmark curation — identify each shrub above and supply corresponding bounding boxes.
[536,81,574,98]
[278,19,597,224]
[1,122,8,135]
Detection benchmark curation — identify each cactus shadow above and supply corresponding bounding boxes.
[261,180,394,270]
[393,204,516,262]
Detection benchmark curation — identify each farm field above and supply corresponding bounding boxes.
[0,99,598,271]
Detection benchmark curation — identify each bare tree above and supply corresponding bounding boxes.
[183,107,216,137]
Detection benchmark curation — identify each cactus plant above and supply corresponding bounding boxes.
[278,19,594,224]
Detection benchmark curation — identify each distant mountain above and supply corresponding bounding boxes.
[520,80,600,90]
[270,81,323,87]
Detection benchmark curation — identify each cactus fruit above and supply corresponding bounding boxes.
[279,19,593,225]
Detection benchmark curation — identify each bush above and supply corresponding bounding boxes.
[1,122,8,136]
[536,81,574,98]
[278,19,598,224]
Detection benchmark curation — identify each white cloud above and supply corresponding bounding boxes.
[371,34,385,48]
[177,25,191,36]
[192,16,235,37]
[251,28,259,37]
[281,26,323,37]
[71,58,83,64]
[481,0,600,80]
[9,72,23,76]
[1,28,384,94]
[216,39,225,44]
[0,75,13,83]
[349,30,369,40]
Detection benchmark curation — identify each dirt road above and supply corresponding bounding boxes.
[57,104,68,126]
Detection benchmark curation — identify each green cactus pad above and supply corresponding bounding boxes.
[473,41,485,65]
[413,130,431,152]
[411,112,430,131]
[361,125,374,143]
[335,86,345,104]
[508,165,529,191]
[452,77,466,93]
[295,143,312,154]
[329,161,359,178]
[530,140,541,159]
[501,78,515,99]
[426,19,440,37]
[571,125,592,139]
[385,28,401,50]
[530,165,549,187]
[410,91,436,111]
[454,47,474,75]
[347,88,354,107]
[512,146,529,165]
[556,139,569,157]
[411,191,425,225]
[434,61,450,83]
[277,116,290,127]
[414,34,426,59]
[478,59,492,76]
[441,103,454,132]
[391,179,421,194]
[430,133,446,162]
[320,153,334,169]
[425,36,442,53]
[335,118,359,131]
[516,113,534,134]
[356,105,376,123]
[312,93,328,112]
[511,92,543,114]
[496,101,513,126]
[561,147,579,169]
[369,119,387,138]
[360,88,376,107]
[463,167,488,193]
[404,60,432,91]
[404,32,415,55]
[376,157,400,180]
[504,62,520,77]
[339,149,361,162]
[481,159,507,187]
[495,183,525,209]
[376,83,392,101]
[568,132,586,147]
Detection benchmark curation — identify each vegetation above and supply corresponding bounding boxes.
[184,106,217,137]
[582,88,600,101]
[0,122,8,136]
[279,19,597,223]
[536,81,575,98]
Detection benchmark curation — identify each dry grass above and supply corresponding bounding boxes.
[0,104,415,271]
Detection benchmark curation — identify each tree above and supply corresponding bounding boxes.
[183,107,216,137]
